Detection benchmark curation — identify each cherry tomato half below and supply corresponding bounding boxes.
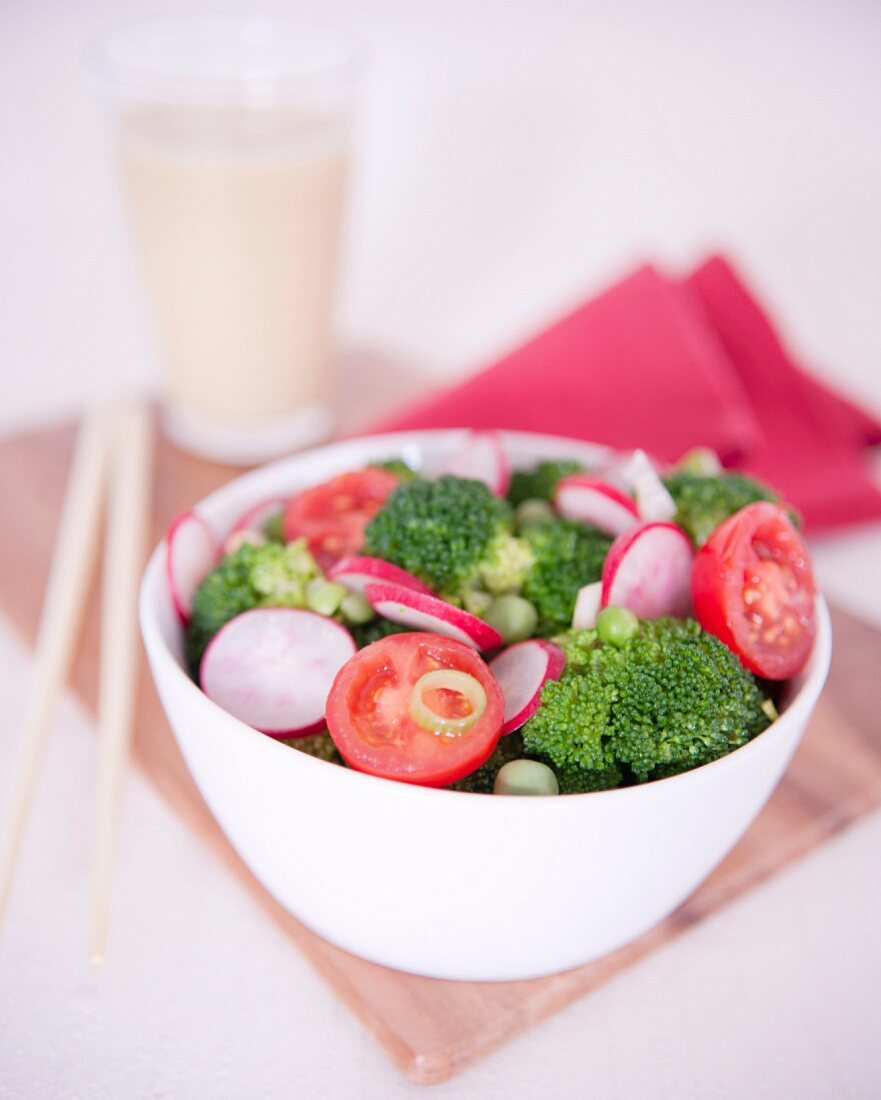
[282,468,399,570]
[692,502,816,680]
[325,633,505,787]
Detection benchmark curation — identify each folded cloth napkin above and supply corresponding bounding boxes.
[376,255,881,532]
[684,257,881,529]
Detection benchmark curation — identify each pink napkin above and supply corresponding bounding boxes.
[684,257,881,528]
[376,256,881,531]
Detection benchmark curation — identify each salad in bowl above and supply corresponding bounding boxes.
[141,430,830,979]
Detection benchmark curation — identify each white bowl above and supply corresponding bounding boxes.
[140,430,832,981]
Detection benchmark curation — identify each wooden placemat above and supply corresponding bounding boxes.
[1,414,880,1085]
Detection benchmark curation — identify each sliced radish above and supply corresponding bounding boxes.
[594,456,631,494]
[554,475,639,536]
[620,449,676,522]
[489,640,566,735]
[327,555,435,596]
[364,582,503,650]
[435,431,510,496]
[601,522,693,619]
[228,495,289,537]
[200,608,355,738]
[165,510,216,625]
[572,580,603,630]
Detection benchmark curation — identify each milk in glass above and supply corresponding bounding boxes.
[118,104,349,445]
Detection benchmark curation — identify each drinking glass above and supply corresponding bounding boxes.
[89,15,360,463]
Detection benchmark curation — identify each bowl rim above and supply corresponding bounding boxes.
[139,428,832,812]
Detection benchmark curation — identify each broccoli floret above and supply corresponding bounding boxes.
[479,532,535,596]
[283,732,345,766]
[521,673,623,793]
[364,475,528,599]
[522,617,772,793]
[263,511,285,543]
[185,539,320,676]
[348,617,411,649]
[447,732,529,793]
[507,459,584,506]
[662,471,779,546]
[520,517,612,636]
[369,457,420,481]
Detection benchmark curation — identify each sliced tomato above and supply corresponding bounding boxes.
[325,633,505,787]
[282,468,399,570]
[692,502,816,680]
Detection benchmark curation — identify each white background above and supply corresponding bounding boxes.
[2,1,881,1097]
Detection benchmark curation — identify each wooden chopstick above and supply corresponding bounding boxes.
[89,403,153,965]
[0,407,113,926]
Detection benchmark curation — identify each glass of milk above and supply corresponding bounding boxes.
[89,16,359,463]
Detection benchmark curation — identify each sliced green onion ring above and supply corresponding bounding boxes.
[408,670,487,735]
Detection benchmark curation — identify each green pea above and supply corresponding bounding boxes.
[462,587,494,617]
[305,579,347,617]
[596,605,639,647]
[484,594,538,644]
[340,590,375,625]
[515,498,555,528]
[494,760,559,796]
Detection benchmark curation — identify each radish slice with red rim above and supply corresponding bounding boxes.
[601,521,693,619]
[489,640,565,735]
[228,495,289,537]
[554,475,639,536]
[327,556,435,596]
[166,510,216,625]
[200,608,356,738]
[620,449,676,522]
[364,582,503,650]
[435,431,510,496]
[572,580,603,630]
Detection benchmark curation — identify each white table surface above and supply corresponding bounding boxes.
[1,2,880,1097]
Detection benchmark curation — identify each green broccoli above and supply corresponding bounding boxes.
[478,531,535,597]
[369,457,420,481]
[348,617,411,649]
[263,511,285,543]
[448,731,530,793]
[507,459,584,507]
[520,517,612,636]
[522,617,772,793]
[358,473,617,635]
[185,539,320,675]
[363,475,530,601]
[283,732,345,766]
[662,470,779,546]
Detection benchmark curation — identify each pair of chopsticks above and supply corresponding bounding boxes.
[0,402,153,963]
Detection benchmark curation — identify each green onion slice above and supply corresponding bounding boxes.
[408,670,487,736]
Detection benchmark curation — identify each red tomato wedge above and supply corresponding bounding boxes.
[692,502,816,680]
[282,468,399,570]
[325,633,505,787]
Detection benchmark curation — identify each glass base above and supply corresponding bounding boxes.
[163,401,335,466]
